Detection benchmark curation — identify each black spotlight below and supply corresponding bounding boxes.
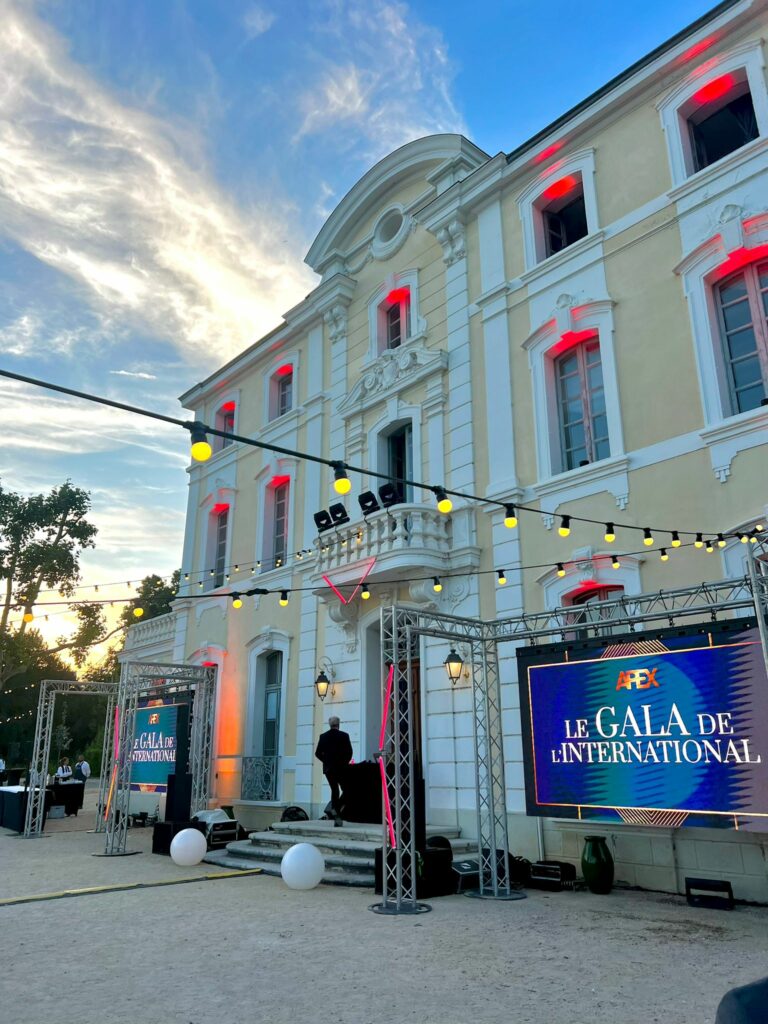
[314,509,334,533]
[378,482,403,508]
[329,503,350,526]
[358,491,381,516]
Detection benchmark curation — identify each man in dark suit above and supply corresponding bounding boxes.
[315,716,353,827]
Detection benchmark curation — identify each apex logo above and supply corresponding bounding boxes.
[148,712,160,724]
[616,668,659,691]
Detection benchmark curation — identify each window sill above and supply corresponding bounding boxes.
[259,407,303,438]
[668,135,768,201]
[700,405,768,482]
[532,455,630,521]
[520,230,605,285]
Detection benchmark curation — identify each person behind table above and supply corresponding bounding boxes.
[314,716,353,827]
[55,756,72,780]
[73,754,91,785]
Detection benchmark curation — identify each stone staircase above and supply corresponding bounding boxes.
[204,819,477,887]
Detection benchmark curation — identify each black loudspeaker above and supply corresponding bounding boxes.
[165,772,193,822]
[374,846,457,899]
[152,819,197,856]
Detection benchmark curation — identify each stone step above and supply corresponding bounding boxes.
[267,820,462,843]
[203,849,375,887]
[248,830,478,861]
[223,840,375,874]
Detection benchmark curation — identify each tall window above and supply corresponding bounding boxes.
[379,288,410,353]
[715,262,768,414]
[540,176,588,258]
[213,507,228,588]
[271,481,289,566]
[386,423,412,501]
[262,652,282,759]
[687,79,758,173]
[214,403,235,452]
[556,340,609,471]
[569,585,624,638]
[269,365,293,421]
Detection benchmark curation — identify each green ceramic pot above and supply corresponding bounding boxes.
[581,835,614,894]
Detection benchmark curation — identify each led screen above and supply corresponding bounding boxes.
[130,703,179,793]
[517,622,768,830]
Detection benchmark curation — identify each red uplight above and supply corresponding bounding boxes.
[276,363,293,377]
[534,141,564,164]
[212,502,230,514]
[680,37,715,64]
[693,73,736,105]
[270,474,290,488]
[202,661,217,668]
[715,243,768,279]
[542,175,578,202]
[221,400,236,412]
[550,328,598,358]
[385,287,410,306]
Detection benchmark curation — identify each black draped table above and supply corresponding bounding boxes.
[50,780,85,816]
[0,786,51,832]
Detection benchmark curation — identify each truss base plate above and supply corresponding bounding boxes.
[465,888,528,901]
[369,901,433,915]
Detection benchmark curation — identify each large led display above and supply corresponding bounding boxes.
[517,621,768,830]
[130,703,180,793]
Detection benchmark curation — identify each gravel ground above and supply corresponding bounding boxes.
[2,807,767,1024]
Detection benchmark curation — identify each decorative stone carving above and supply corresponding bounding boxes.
[337,339,448,417]
[408,579,440,608]
[323,304,348,344]
[435,218,466,266]
[323,595,359,653]
[443,575,470,611]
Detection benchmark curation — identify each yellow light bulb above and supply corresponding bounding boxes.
[558,516,571,538]
[611,557,620,570]
[191,439,212,462]
[497,571,507,586]
[556,563,566,578]
[232,598,243,609]
[333,474,352,495]
[23,611,34,623]
[133,607,144,618]
[433,578,443,593]
[279,591,289,607]
[437,497,452,514]
[361,588,371,600]
[504,505,518,529]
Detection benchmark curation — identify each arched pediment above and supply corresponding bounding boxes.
[305,134,488,275]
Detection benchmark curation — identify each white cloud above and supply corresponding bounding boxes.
[110,369,158,381]
[242,5,276,40]
[294,0,466,159]
[0,1,315,365]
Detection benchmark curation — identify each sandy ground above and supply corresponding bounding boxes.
[2,791,767,1024]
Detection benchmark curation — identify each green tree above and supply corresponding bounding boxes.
[120,571,180,628]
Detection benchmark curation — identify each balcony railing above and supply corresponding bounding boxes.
[123,612,176,654]
[314,503,460,577]
[241,756,278,801]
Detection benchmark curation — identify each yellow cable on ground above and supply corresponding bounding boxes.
[0,868,262,907]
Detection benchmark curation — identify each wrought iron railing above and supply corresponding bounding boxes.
[241,755,278,801]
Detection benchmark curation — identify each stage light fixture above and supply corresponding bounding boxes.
[504,504,518,528]
[329,503,350,526]
[313,509,334,533]
[671,531,681,548]
[378,482,403,508]
[332,463,352,495]
[604,523,615,543]
[558,516,571,538]
[433,486,452,514]
[358,491,381,516]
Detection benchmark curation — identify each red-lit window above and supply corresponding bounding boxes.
[715,261,768,414]
[271,481,289,567]
[555,340,609,471]
[269,365,293,421]
[213,507,229,588]
[568,585,624,636]
[214,402,236,452]
[379,288,410,352]
[687,76,757,172]
[541,176,588,258]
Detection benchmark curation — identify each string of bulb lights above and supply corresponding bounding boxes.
[0,366,764,626]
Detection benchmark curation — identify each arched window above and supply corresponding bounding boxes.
[555,338,609,471]
[214,401,236,452]
[715,261,768,414]
[537,173,587,259]
[683,73,758,174]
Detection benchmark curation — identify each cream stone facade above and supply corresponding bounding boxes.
[127,0,768,900]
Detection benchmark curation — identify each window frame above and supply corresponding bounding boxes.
[555,338,610,471]
[378,288,411,353]
[714,261,768,416]
[271,480,289,568]
[366,271,425,364]
[540,178,589,259]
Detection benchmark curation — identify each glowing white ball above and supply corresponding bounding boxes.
[280,842,325,890]
[170,828,207,867]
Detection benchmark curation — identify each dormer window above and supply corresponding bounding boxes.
[686,73,758,172]
[539,175,587,258]
[379,287,410,353]
[269,364,293,421]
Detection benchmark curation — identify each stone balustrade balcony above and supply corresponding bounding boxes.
[312,503,480,590]
[122,611,177,660]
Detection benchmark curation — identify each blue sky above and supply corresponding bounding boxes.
[0,0,718,636]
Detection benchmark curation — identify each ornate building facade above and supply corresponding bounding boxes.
[125,0,768,899]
